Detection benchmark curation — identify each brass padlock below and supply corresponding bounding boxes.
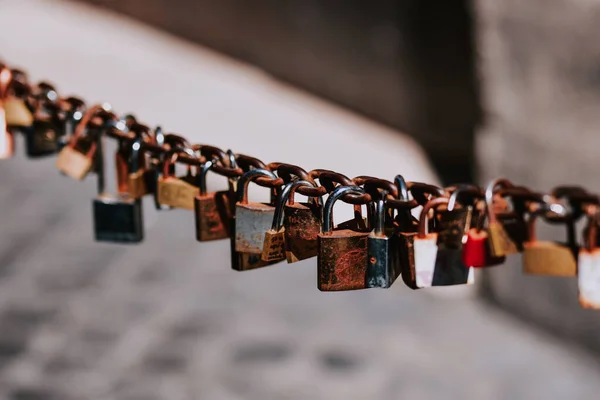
[523,204,577,276]
[261,180,316,262]
[156,149,200,210]
[194,158,235,242]
[283,181,322,263]
[56,104,113,180]
[232,168,280,271]
[485,178,519,257]
[578,206,600,309]
[317,185,369,291]
[92,123,143,243]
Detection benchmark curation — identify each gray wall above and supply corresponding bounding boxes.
[84,0,481,183]
[476,0,600,352]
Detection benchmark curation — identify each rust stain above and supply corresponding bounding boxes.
[318,230,368,291]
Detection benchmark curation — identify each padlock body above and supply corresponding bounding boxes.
[488,221,518,257]
[412,235,438,288]
[128,170,148,199]
[283,202,321,263]
[229,215,274,271]
[195,191,232,241]
[366,232,401,288]
[4,97,33,127]
[56,146,93,180]
[432,246,474,286]
[497,212,528,251]
[436,208,470,249]
[317,229,368,291]
[261,228,286,262]
[523,241,577,276]
[93,195,143,243]
[157,177,199,210]
[578,250,600,309]
[462,229,506,268]
[235,202,275,253]
[25,120,60,157]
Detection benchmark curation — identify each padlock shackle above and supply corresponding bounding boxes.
[394,175,409,201]
[198,158,217,195]
[447,184,484,212]
[68,103,116,158]
[0,67,12,101]
[372,193,387,236]
[271,180,315,231]
[417,196,449,239]
[236,168,277,204]
[321,185,365,234]
[129,136,144,174]
[161,146,196,177]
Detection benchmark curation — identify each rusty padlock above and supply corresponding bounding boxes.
[262,180,316,263]
[578,206,600,309]
[317,185,370,291]
[232,168,280,271]
[194,158,235,242]
[156,148,200,210]
[485,178,519,257]
[56,104,114,180]
[283,181,322,263]
[523,203,578,277]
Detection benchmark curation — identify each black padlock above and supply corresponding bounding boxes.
[92,121,144,243]
[25,83,64,158]
[366,194,401,288]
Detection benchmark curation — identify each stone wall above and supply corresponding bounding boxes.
[475,0,600,351]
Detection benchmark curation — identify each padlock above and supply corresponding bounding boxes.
[126,137,150,198]
[317,185,370,291]
[578,207,600,309]
[194,158,235,241]
[523,204,577,276]
[25,85,65,157]
[56,104,113,180]
[261,180,315,262]
[283,181,322,263]
[461,202,506,268]
[0,67,15,159]
[366,194,401,288]
[485,178,519,257]
[403,197,473,289]
[156,148,200,210]
[92,123,143,243]
[231,168,279,271]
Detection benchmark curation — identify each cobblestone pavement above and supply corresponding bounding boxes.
[0,1,599,399]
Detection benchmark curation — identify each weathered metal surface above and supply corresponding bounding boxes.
[432,247,473,286]
[234,202,275,254]
[366,231,401,288]
[317,230,368,291]
[195,191,232,241]
[283,202,320,263]
[399,232,418,289]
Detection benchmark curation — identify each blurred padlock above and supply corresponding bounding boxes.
[578,206,600,309]
[92,122,143,243]
[283,181,322,263]
[56,104,114,180]
[485,178,519,257]
[317,186,369,291]
[25,83,62,158]
[156,148,200,210]
[523,204,577,277]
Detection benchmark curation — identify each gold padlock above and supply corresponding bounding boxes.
[56,104,114,180]
[485,178,519,257]
[523,204,577,277]
[156,149,200,210]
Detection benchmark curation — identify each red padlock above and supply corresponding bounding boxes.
[461,202,506,268]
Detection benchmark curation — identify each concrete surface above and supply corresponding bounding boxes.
[0,1,598,399]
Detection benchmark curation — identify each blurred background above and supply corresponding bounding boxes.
[0,0,600,399]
